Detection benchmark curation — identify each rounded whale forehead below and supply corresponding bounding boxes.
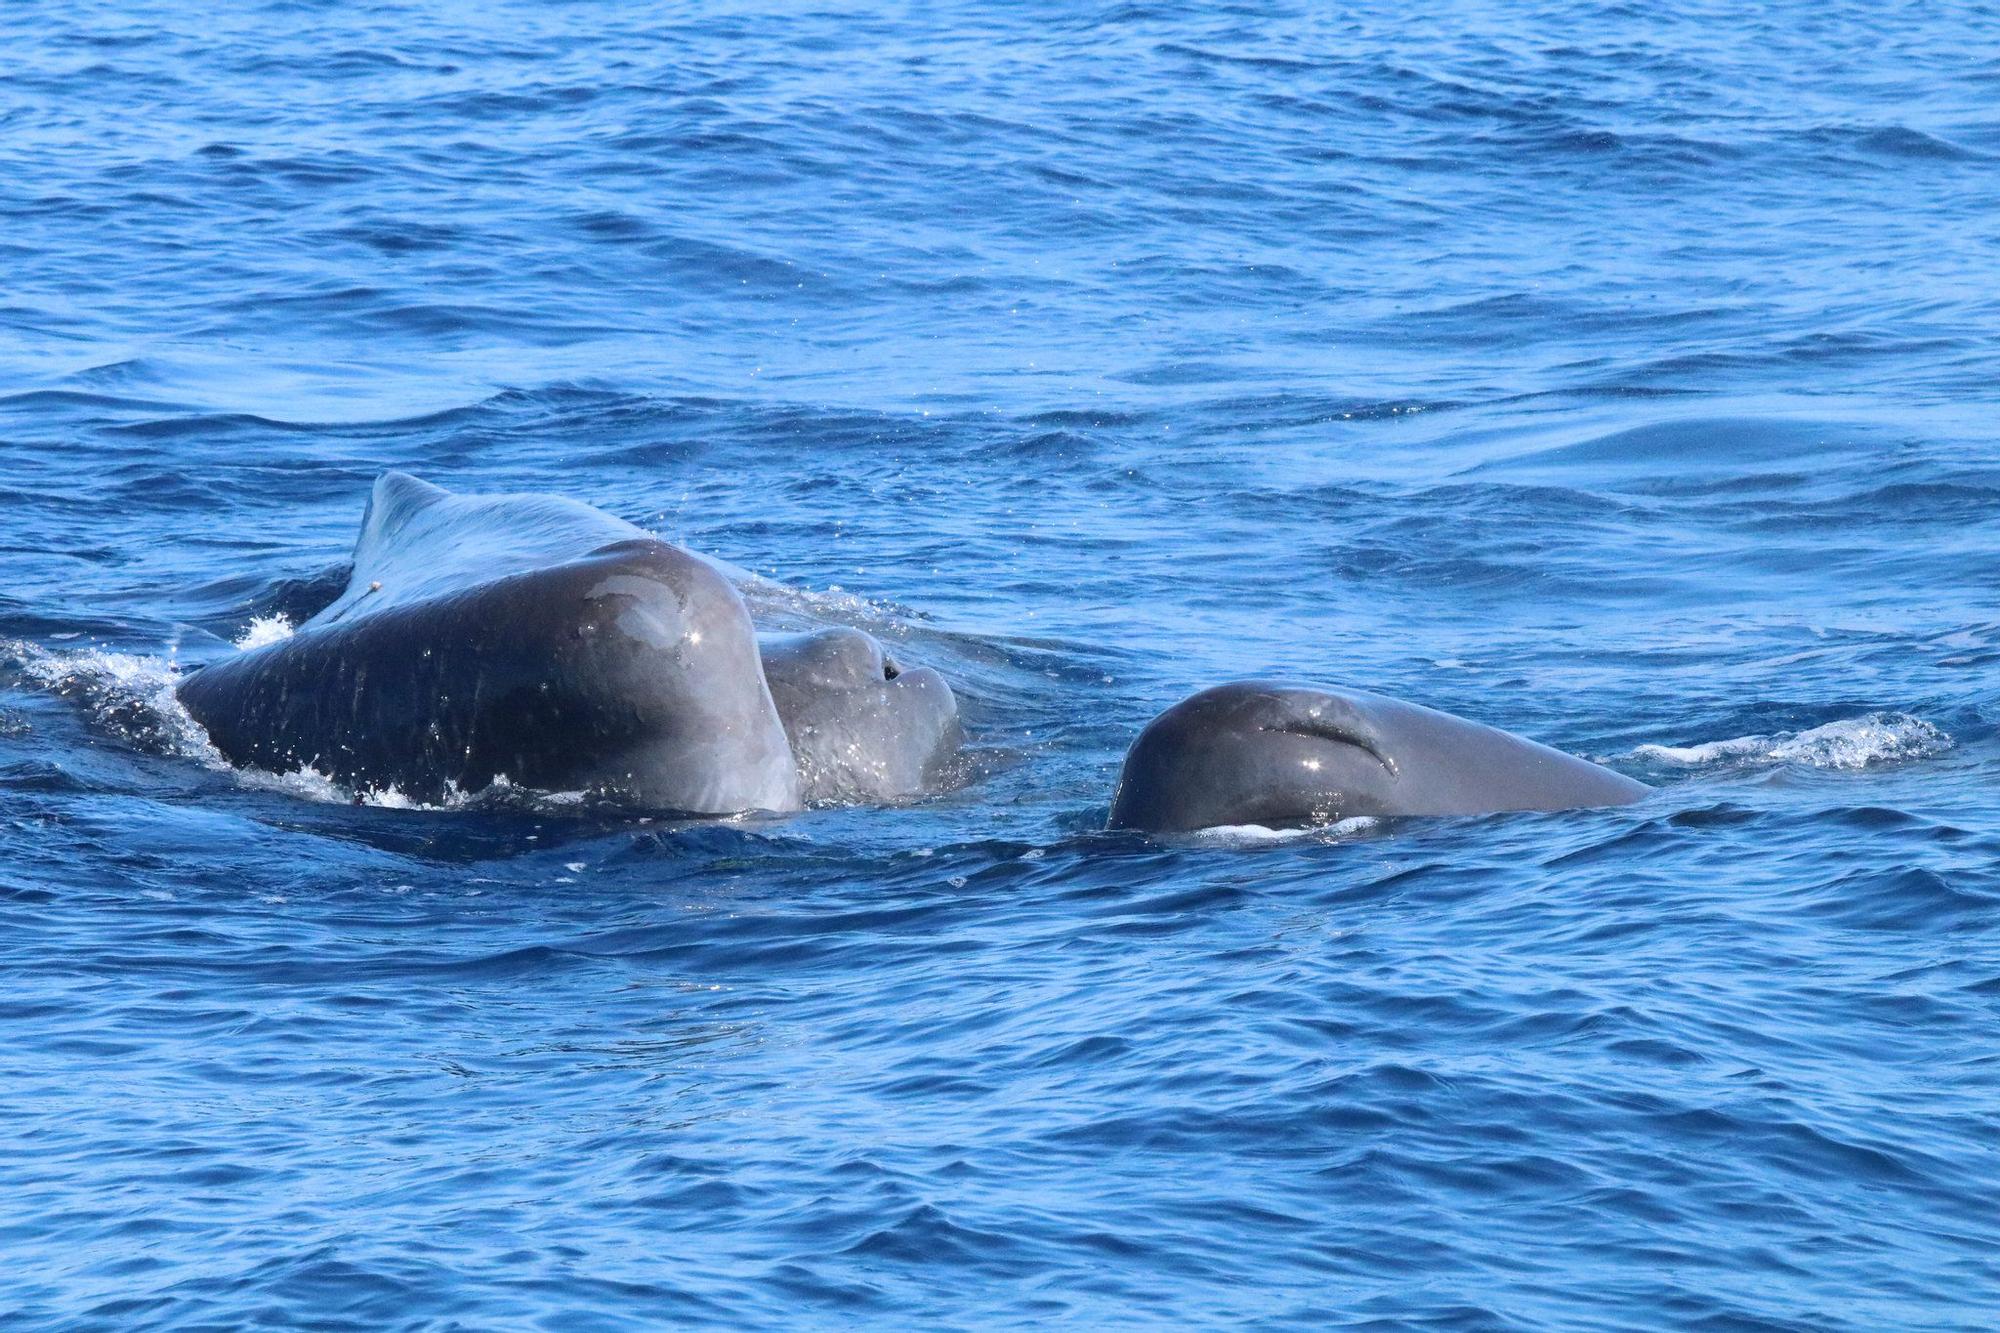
[757,627,964,805]
[761,629,961,730]
[568,536,776,680]
[1138,681,1399,784]
[764,627,896,688]
[1110,680,1402,832]
[1147,680,1370,736]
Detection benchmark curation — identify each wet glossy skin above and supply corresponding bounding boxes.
[177,472,966,812]
[177,473,800,812]
[1109,681,1651,834]
[759,627,963,805]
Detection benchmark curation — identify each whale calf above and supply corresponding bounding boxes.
[759,627,962,805]
[177,473,961,812]
[1108,681,1649,833]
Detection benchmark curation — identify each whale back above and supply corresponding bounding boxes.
[313,472,651,627]
[1334,686,1651,814]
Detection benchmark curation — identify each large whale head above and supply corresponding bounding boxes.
[758,627,963,805]
[1108,682,1402,833]
[554,538,803,814]
[176,475,803,816]
[1108,680,1649,834]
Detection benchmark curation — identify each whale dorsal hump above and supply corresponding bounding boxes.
[357,472,451,555]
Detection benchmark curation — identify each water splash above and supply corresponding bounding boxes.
[8,641,556,811]
[1633,713,1951,771]
[1187,816,1383,845]
[232,613,296,650]
[10,640,216,761]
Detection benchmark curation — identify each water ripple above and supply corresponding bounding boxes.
[4,0,2000,1326]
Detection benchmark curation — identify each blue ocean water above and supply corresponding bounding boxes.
[5,0,2000,1325]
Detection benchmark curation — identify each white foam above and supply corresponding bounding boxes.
[195,754,518,810]
[9,640,557,811]
[232,613,296,650]
[1633,713,1950,771]
[1189,815,1382,846]
[233,763,350,803]
[12,640,215,760]
[1191,823,1309,845]
[736,575,912,638]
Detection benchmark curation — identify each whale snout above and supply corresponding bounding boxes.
[1111,679,1650,835]
[867,661,963,764]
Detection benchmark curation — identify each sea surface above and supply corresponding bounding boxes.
[5,2,2000,1327]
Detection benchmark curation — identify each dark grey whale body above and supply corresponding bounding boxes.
[1109,681,1649,833]
[178,473,960,811]
[759,628,962,805]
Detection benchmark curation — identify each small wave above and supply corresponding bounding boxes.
[11,641,215,760]
[736,577,923,638]
[229,766,552,812]
[1851,125,1981,162]
[1464,418,1866,486]
[1632,714,1950,771]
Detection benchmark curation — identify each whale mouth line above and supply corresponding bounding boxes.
[1264,719,1400,778]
